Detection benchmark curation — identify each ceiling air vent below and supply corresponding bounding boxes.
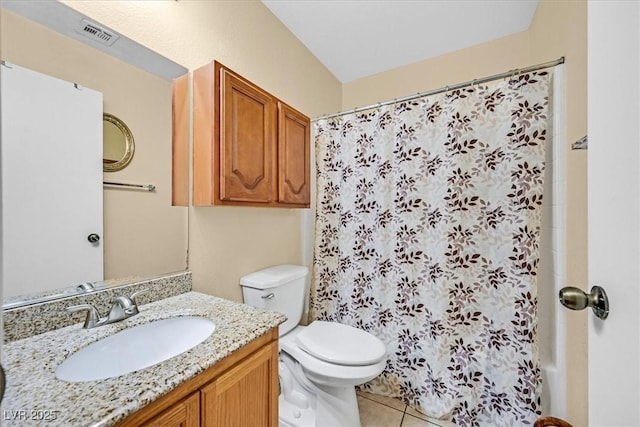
[75,19,119,46]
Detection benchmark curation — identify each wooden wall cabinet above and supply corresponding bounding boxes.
[117,328,279,427]
[193,61,310,208]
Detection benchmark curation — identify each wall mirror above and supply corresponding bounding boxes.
[1,1,189,310]
[103,113,135,172]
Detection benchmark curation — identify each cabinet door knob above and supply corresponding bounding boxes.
[87,233,100,243]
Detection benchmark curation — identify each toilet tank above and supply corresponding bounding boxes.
[240,265,308,336]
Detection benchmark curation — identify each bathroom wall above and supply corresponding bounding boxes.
[0,10,188,284]
[342,1,587,424]
[60,1,342,303]
[40,0,586,421]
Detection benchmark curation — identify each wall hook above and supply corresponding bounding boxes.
[572,135,588,150]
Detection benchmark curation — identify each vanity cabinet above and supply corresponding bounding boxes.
[193,61,310,208]
[201,343,278,426]
[140,393,199,427]
[117,328,279,427]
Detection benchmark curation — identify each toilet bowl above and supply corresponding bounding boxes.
[240,265,386,427]
[281,323,386,387]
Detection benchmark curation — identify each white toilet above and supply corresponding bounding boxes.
[240,265,386,427]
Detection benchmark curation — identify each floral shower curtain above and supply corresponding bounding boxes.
[311,71,551,426]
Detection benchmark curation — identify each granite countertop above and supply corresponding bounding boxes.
[1,291,286,426]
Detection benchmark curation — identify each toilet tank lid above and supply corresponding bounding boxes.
[240,265,308,289]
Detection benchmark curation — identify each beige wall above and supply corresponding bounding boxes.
[62,1,342,302]
[342,1,587,424]
[342,30,530,109]
[8,0,584,419]
[0,10,188,287]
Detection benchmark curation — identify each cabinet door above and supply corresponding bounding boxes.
[201,342,279,427]
[219,67,277,203]
[140,392,199,427]
[278,103,310,206]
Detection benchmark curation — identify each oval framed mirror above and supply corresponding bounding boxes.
[103,113,135,172]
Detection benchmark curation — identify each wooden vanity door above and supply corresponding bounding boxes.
[278,102,310,206]
[218,66,277,204]
[201,342,278,427]
[140,392,199,427]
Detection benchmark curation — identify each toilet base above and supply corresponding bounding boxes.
[279,354,362,427]
[314,383,361,427]
[280,396,316,427]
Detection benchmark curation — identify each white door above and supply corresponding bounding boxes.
[0,62,103,298]
[588,1,640,425]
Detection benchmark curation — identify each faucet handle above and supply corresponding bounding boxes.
[66,304,101,328]
[130,289,149,306]
[109,296,136,319]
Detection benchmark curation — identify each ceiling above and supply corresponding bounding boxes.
[262,0,539,83]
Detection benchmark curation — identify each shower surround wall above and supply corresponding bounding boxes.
[537,68,567,418]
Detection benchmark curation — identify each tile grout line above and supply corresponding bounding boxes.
[357,393,407,414]
[403,404,445,427]
[358,393,447,427]
[358,393,408,427]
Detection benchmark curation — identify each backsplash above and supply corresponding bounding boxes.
[3,271,192,342]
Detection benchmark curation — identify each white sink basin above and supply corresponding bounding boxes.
[56,316,215,382]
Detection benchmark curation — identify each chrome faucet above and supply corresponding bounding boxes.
[66,290,148,329]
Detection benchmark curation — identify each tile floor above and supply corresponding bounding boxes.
[357,391,457,427]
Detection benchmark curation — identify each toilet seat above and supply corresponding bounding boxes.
[295,321,386,366]
[280,325,387,386]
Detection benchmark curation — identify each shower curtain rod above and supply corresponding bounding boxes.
[313,56,565,122]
